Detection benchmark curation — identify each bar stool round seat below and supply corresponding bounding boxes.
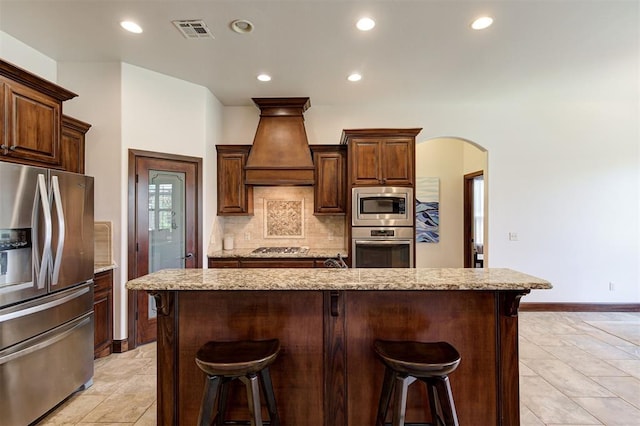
[195,339,280,426]
[374,340,461,426]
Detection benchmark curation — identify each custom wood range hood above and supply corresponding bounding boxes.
[244,97,315,185]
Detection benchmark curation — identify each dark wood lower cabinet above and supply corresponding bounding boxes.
[93,269,113,358]
[153,289,526,425]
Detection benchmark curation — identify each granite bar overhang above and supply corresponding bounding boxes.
[126,267,551,291]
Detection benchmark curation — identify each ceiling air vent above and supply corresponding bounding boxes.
[172,20,214,39]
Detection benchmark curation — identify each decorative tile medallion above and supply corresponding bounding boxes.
[264,199,304,238]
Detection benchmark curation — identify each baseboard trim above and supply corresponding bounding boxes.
[112,339,129,353]
[521,303,640,312]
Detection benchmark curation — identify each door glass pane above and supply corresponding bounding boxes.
[147,170,186,319]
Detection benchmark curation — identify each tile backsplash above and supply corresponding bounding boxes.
[94,221,113,266]
[215,187,345,250]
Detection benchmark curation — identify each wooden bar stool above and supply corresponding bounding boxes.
[374,340,461,426]
[195,339,281,426]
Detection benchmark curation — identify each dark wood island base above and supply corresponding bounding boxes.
[149,288,530,426]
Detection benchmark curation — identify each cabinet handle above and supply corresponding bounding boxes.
[330,291,340,317]
[0,144,7,150]
[8,145,16,151]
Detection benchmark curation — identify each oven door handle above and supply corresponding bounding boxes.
[354,240,413,245]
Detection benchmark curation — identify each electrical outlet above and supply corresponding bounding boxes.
[328,232,333,241]
[508,232,518,241]
[244,232,251,240]
[609,282,615,291]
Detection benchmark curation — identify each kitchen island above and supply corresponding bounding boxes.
[126,268,551,426]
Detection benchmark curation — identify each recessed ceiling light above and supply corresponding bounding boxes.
[347,73,362,82]
[471,16,493,30]
[120,20,143,34]
[231,19,254,34]
[257,74,271,82]
[356,17,375,31]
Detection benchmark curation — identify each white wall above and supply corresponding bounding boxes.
[0,31,56,81]
[58,61,222,341]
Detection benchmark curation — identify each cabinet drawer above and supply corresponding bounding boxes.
[208,259,240,268]
[94,270,113,292]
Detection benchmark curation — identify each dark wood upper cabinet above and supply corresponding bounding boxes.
[61,115,91,174]
[0,59,77,169]
[341,128,421,187]
[311,145,347,215]
[216,145,253,215]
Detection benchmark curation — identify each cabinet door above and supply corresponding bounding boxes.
[216,146,253,215]
[350,138,381,185]
[1,78,62,166]
[61,115,91,173]
[93,270,113,359]
[312,146,346,214]
[380,138,414,186]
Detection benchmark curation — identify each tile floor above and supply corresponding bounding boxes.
[36,311,640,425]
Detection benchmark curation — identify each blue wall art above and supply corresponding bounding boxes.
[416,177,439,243]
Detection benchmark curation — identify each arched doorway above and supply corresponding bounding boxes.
[414,137,487,267]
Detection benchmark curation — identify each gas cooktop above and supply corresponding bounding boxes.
[251,246,309,254]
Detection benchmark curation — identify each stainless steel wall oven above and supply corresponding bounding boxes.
[351,227,414,268]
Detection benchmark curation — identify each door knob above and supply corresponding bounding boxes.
[181,252,193,260]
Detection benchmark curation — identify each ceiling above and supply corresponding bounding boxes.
[0,1,636,107]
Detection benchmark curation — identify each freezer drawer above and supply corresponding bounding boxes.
[0,312,94,426]
[0,281,93,351]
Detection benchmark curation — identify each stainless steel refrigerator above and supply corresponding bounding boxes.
[0,162,94,425]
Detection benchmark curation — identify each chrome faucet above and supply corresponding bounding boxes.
[324,253,348,268]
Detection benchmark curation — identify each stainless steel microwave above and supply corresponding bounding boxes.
[352,187,414,227]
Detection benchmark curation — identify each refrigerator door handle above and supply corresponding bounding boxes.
[50,175,65,286]
[32,174,52,290]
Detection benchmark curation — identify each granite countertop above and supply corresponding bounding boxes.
[126,268,552,291]
[208,248,348,259]
[94,263,118,274]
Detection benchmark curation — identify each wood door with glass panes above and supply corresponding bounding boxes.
[128,150,202,347]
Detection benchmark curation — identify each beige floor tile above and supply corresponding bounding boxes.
[606,359,640,379]
[115,374,157,395]
[573,397,640,425]
[596,376,640,409]
[37,394,106,425]
[522,359,615,398]
[560,334,637,360]
[520,338,557,360]
[541,344,630,377]
[519,361,537,376]
[584,321,640,347]
[520,405,546,425]
[520,376,603,424]
[133,402,157,426]
[79,393,155,423]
